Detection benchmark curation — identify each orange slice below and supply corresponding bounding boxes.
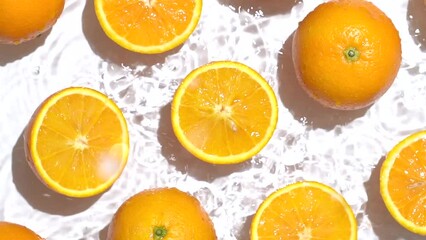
[94,0,203,54]
[380,130,426,235]
[25,87,129,198]
[251,181,357,240]
[171,61,278,164]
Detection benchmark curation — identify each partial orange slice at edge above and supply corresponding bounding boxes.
[251,181,357,240]
[380,130,426,235]
[94,0,203,54]
[25,87,129,198]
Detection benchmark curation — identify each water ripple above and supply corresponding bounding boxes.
[1,0,426,239]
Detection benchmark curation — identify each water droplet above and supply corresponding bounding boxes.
[251,131,260,138]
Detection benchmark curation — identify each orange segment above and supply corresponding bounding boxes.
[94,0,203,54]
[25,87,129,198]
[171,61,278,164]
[251,181,357,240]
[380,130,426,235]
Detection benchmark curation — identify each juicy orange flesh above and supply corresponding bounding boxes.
[35,94,126,190]
[388,138,426,226]
[178,68,272,157]
[102,0,196,46]
[257,187,352,239]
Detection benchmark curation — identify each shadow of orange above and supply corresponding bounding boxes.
[407,0,426,52]
[156,103,252,182]
[12,130,102,216]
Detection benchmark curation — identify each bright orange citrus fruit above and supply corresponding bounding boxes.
[292,0,401,110]
[380,130,426,235]
[94,0,203,54]
[24,87,129,198]
[0,0,64,44]
[251,181,357,240]
[171,61,278,164]
[0,221,42,240]
[107,187,217,240]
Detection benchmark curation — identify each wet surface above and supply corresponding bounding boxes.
[0,0,425,239]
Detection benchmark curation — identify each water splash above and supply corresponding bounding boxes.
[0,0,425,239]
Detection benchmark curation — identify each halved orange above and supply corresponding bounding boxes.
[171,61,278,164]
[251,181,357,240]
[24,87,129,198]
[94,0,203,54]
[380,130,426,235]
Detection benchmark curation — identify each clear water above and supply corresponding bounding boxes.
[0,0,425,239]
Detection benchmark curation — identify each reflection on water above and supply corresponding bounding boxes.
[0,0,426,239]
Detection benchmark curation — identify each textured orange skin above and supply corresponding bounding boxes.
[0,0,65,44]
[292,0,402,110]
[0,222,43,240]
[107,188,217,240]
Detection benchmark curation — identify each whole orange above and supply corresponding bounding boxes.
[0,0,65,44]
[0,222,43,240]
[292,0,401,110]
[107,188,217,240]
